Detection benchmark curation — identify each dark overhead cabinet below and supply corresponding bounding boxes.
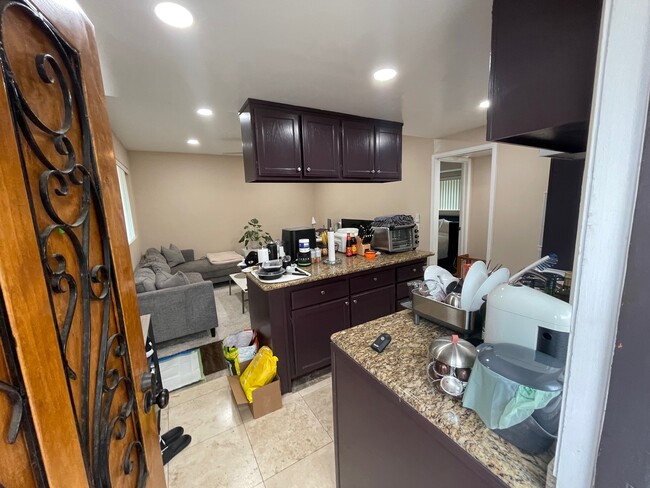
[240,99,403,182]
[486,0,603,153]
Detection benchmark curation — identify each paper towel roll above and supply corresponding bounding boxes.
[327,232,336,263]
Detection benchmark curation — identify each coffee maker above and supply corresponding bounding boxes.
[281,227,316,263]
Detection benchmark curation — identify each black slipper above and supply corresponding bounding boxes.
[162,434,192,465]
[160,426,184,448]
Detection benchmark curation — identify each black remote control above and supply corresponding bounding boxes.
[371,333,392,353]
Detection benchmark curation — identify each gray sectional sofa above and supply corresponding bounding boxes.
[134,247,222,343]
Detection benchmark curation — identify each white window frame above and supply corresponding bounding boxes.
[115,160,136,245]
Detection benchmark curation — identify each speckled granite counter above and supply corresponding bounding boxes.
[331,310,551,488]
[248,249,432,291]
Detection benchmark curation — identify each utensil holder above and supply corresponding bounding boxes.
[356,237,371,255]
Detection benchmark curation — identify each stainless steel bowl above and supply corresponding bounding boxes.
[444,292,462,308]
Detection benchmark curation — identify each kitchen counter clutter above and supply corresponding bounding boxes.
[247,250,432,393]
[247,249,433,291]
[331,310,551,488]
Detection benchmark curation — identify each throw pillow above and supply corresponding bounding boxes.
[161,243,186,267]
[155,270,190,290]
[144,248,167,264]
[134,267,156,293]
[141,261,171,274]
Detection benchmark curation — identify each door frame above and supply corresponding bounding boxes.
[430,143,498,265]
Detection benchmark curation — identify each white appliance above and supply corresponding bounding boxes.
[484,284,572,361]
[333,228,359,253]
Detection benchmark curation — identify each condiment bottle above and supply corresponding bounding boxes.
[345,233,352,257]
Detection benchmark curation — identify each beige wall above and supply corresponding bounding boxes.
[313,136,435,250]
[129,152,318,258]
[126,136,435,262]
[112,133,141,267]
[466,155,491,259]
[490,144,550,271]
[434,127,551,271]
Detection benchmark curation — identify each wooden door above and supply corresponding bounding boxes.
[253,106,303,178]
[374,122,402,181]
[341,119,375,179]
[0,1,165,486]
[301,113,341,179]
[291,297,350,376]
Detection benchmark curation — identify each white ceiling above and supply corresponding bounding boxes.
[77,0,492,155]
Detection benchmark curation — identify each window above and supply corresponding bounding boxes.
[440,176,461,211]
[116,162,136,244]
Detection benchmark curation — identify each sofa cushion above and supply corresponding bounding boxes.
[186,272,204,284]
[161,243,186,267]
[155,270,190,290]
[134,267,156,293]
[144,248,167,264]
[141,260,171,274]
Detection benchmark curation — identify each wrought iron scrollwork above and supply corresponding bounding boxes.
[0,380,22,444]
[0,1,148,486]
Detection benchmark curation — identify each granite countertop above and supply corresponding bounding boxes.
[331,310,552,488]
[247,250,433,291]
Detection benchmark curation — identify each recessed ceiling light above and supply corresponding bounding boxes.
[155,2,193,28]
[479,100,491,109]
[196,108,213,117]
[373,68,397,81]
[187,138,199,145]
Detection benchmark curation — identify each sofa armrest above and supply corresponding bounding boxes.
[181,249,195,262]
[137,280,217,343]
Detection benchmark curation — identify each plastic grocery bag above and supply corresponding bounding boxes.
[239,346,278,403]
[462,359,560,430]
[223,329,259,375]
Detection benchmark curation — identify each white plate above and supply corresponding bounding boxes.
[469,267,510,311]
[460,261,488,311]
[423,265,454,282]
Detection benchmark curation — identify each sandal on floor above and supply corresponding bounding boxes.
[162,434,192,465]
[160,426,184,449]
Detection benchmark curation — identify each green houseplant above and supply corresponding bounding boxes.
[239,218,273,250]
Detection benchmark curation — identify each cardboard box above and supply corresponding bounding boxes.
[227,360,282,419]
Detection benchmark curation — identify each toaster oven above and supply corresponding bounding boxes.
[371,225,419,253]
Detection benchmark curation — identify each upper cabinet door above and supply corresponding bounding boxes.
[254,107,303,178]
[487,0,602,153]
[302,114,342,179]
[374,123,402,180]
[342,120,375,179]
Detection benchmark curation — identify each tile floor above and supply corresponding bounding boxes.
[161,371,335,488]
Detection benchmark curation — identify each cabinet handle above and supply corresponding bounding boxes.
[412,268,417,273]
[345,301,349,306]
[307,167,311,172]
[353,299,358,304]
[321,290,326,295]
[297,167,302,172]
[373,277,378,282]
[377,170,381,174]
[371,169,376,174]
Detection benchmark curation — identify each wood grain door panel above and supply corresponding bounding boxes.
[341,120,375,179]
[301,113,341,179]
[254,107,303,178]
[0,1,165,486]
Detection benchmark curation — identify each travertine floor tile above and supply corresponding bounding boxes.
[238,390,302,424]
[169,375,229,406]
[301,383,334,439]
[264,443,335,488]
[245,398,331,479]
[297,376,332,398]
[169,387,241,444]
[168,425,262,488]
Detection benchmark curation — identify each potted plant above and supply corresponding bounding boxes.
[239,218,273,252]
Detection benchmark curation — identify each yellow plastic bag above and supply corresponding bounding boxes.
[239,346,278,403]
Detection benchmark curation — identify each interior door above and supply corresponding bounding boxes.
[0,1,165,486]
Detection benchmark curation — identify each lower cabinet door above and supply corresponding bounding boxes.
[292,297,351,375]
[351,285,396,327]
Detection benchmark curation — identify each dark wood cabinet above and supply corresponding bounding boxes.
[240,99,402,182]
[486,0,602,153]
[292,297,350,375]
[301,113,341,179]
[341,119,375,179]
[374,122,402,180]
[252,106,303,178]
[351,285,395,327]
